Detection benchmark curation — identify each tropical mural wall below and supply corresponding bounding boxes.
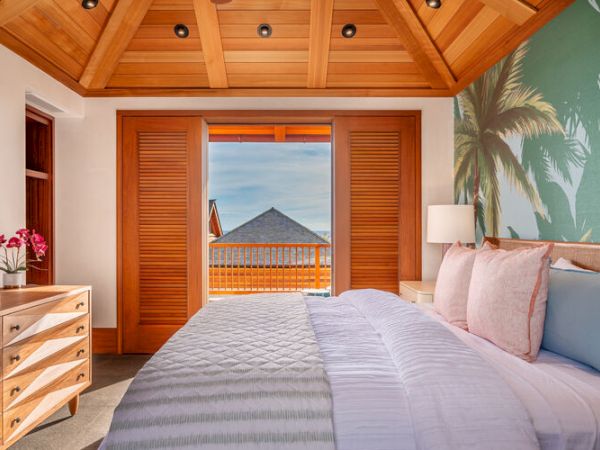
[454,0,600,242]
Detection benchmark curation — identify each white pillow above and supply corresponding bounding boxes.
[551,257,596,273]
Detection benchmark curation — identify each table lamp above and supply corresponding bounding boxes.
[427,204,476,258]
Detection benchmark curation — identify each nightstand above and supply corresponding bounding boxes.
[399,280,435,303]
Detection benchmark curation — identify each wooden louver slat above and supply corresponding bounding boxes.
[350,131,401,293]
[137,131,189,324]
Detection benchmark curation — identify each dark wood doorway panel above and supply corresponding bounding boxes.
[119,115,204,353]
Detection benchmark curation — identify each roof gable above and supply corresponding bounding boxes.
[215,207,328,244]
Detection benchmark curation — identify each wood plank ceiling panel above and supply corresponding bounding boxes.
[0,0,42,26]
[1,0,116,79]
[216,0,311,88]
[108,1,209,89]
[0,0,574,95]
[326,0,429,88]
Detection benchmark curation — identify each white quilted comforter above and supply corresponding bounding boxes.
[102,289,542,450]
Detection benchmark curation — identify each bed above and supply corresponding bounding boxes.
[101,238,600,450]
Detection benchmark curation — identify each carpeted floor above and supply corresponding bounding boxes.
[11,354,150,450]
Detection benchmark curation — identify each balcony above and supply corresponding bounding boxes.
[209,243,331,295]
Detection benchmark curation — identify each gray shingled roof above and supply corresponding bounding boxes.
[214,207,328,244]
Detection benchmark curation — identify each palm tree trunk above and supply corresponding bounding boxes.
[473,151,480,228]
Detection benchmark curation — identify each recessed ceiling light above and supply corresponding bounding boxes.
[426,0,442,8]
[257,23,272,38]
[174,24,190,39]
[81,0,98,9]
[341,24,357,39]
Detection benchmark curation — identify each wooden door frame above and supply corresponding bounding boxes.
[26,105,55,285]
[116,110,421,353]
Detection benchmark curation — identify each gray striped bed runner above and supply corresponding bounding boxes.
[100,293,335,450]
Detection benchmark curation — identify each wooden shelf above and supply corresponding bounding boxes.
[26,169,49,180]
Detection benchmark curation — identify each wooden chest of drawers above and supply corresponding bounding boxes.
[0,286,91,449]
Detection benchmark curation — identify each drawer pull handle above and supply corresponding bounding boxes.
[77,372,85,381]
[11,386,21,396]
[76,326,85,333]
[10,355,21,363]
[77,349,86,357]
[10,324,20,332]
[76,302,85,309]
[11,417,20,427]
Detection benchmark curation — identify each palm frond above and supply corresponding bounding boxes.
[485,42,529,128]
[523,135,584,186]
[484,133,544,215]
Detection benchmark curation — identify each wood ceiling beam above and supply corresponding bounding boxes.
[79,0,153,90]
[0,0,42,26]
[375,0,455,89]
[192,0,228,89]
[307,0,334,88]
[479,0,537,26]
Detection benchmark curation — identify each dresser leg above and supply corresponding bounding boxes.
[69,394,80,416]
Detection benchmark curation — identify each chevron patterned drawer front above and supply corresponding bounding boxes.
[0,286,92,449]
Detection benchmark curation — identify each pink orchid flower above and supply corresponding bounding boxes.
[16,228,30,238]
[33,243,48,258]
[0,234,6,246]
[6,237,22,248]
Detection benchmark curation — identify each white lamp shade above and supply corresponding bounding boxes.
[427,204,475,244]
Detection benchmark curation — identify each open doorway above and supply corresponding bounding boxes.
[207,125,332,298]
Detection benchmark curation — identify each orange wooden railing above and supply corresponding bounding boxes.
[209,243,331,295]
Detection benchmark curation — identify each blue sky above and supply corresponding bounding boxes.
[208,142,331,232]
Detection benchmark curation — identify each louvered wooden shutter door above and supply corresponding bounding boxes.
[121,116,203,353]
[333,115,421,295]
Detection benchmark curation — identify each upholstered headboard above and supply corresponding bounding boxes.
[483,237,600,272]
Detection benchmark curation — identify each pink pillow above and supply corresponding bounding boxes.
[434,242,477,329]
[467,244,554,361]
[434,241,495,329]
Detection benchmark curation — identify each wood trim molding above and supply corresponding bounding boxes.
[192,0,228,88]
[85,87,452,97]
[375,0,455,89]
[0,0,42,26]
[79,0,154,90]
[92,328,118,354]
[480,0,537,25]
[307,0,334,88]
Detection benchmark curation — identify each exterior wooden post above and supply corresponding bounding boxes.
[315,246,321,289]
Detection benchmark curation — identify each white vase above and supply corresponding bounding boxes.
[3,271,26,289]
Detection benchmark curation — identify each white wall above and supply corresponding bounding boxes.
[1,42,454,328]
[0,46,83,235]
[57,97,454,327]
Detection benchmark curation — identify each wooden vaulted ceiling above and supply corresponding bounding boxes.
[0,0,573,97]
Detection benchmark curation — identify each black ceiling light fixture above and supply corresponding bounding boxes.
[257,23,272,38]
[341,23,357,38]
[174,24,190,39]
[425,0,442,8]
[81,0,99,9]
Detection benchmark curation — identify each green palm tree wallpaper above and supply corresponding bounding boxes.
[455,0,600,242]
